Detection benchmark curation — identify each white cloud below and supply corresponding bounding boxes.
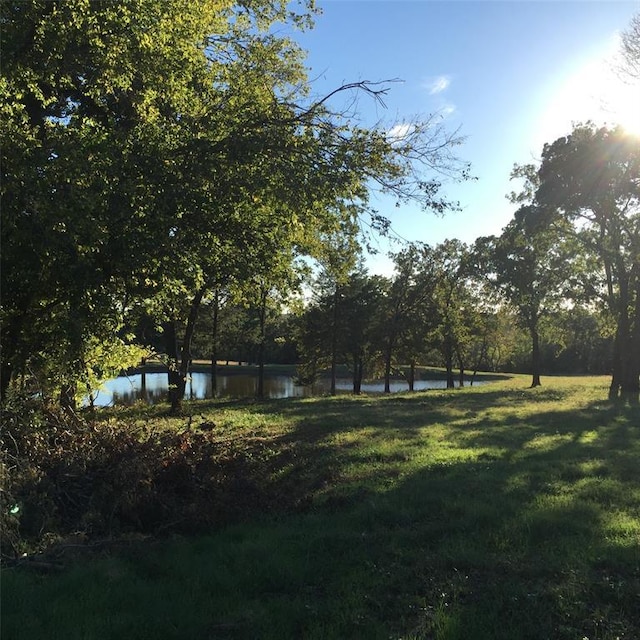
[386,123,413,143]
[424,75,451,95]
[440,104,456,118]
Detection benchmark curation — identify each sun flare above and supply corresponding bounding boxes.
[536,36,640,147]
[592,66,640,136]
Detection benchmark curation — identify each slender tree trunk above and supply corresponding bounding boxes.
[164,320,183,413]
[409,360,416,392]
[384,341,393,393]
[1,361,13,401]
[1,317,22,401]
[456,346,465,388]
[471,338,487,387]
[59,381,77,412]
[330,287,339,396]
[444,334,455,389]
[210,292,219,398]
[530,323,542,388]
[140,357,147,398]
[181,288,205,392]
[256,288,268,399]
[352,355,363,394]
[165,288,206,414]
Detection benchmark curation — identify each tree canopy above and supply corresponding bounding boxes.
[518,124,640,397]
[1,0,470,407]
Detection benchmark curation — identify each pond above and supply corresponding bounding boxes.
[90,371,481,407]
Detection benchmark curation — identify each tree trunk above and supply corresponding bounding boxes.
[1,361,13,401]
[444,335,455,389]
[330,287,339,396]
[352,355,363,394]
[618,326,639,398]
[1,316,22,401]
[256,288,268,399]
[530,323,542,388]
[140,357,147,398]
[59,381,77,412]
[629,269,640,400]
[456,346,465,388]
[179,289,205,405]
[165,288,206,414]
[408,361,416,392]
[609,328,623,399]
[164,320,184,414]
[617,267,640,400]
[383,325,398,394]
[384,343,393,393]
[471,338,487,387]
[210,292,219,398]
[609,268,630,399]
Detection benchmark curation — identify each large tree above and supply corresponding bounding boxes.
[475,206,576,387]
[534,124,640,398]
[382,243,438,392]
[1,0,471,409]
[429,240,480,388]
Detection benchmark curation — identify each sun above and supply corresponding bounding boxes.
[592,62,640,137]
[535,36,640,147]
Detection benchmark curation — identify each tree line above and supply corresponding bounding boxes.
[180,239,611,397]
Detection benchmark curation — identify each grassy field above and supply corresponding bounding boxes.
[3,375,639,639]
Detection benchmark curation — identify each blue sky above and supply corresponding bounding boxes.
[288,0,640,274]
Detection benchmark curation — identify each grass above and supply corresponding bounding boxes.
[3,375,640,639]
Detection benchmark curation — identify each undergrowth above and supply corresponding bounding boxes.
[0,395,315,558]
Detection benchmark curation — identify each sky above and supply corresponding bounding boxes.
[286,0,640,275]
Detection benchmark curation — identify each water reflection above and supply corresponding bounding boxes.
[91,372,476,407]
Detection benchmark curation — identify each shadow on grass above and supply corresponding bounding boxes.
[4,383,639,639]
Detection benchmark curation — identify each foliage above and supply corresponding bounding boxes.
[427,239,486,387]
[475,206,577,386]
[1,0,471,407]
[0,395,294,557]
[533,124,640,397]
[381,243,439,391]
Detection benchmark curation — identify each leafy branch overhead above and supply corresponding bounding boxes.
[0,0,471,406]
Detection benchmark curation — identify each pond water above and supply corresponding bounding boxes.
[90,372,476,407]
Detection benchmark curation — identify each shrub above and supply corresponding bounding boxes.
[1,396,275,557]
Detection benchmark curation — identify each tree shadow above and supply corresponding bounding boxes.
[5,386,639,639]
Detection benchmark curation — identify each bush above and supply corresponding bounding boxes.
[1,396,276,557]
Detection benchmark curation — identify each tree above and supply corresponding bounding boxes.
[382,243,438,392]
[543,307,613,375]
[338,272,386,394]
[428,240,480,388]
[475,206,575,387]
[619,12,640,80]
[1,0,244,402]
[534,124,640,398]
[294,231,350,392]
[295,268,386,395]
[1,0,472,410]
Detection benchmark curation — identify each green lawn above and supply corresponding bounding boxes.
[3,375,639,639]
